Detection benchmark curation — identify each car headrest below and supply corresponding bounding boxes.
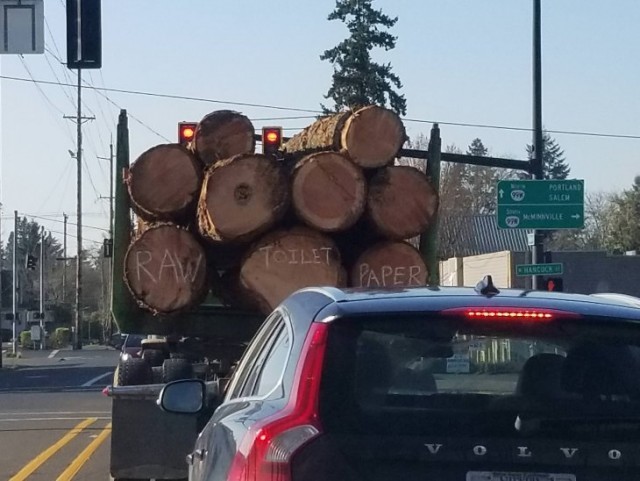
[562,343,640,399]
[516,353,566,398]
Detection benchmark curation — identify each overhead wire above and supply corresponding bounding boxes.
[4,72,640,141]
[24,213,109,233]
[35,157,74,213]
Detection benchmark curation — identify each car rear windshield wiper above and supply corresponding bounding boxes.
[515,414,640,434]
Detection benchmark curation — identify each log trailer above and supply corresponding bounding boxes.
[106,107,530,481]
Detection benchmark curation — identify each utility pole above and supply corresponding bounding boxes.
[63,213,68,302]
[98,141,114,339]
[531,0,545,290]
[39,229,45,350]
[12,210,17,355]
[64,70,94,350]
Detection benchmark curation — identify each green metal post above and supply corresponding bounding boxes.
[111,110,133,331]
[420,123,441,286]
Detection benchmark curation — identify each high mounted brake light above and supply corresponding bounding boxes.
[442,307,581,321]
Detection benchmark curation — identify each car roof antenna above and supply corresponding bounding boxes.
[475,275,500,297]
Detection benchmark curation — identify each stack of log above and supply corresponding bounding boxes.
[123,106,439,315]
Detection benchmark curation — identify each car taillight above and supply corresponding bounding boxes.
[442,307,581,321]
[228,323,329,481]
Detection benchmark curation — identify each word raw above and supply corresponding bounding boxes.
[135,250,203,284]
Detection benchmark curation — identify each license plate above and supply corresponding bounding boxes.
[466,472,576,481]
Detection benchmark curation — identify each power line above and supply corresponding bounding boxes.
[0,73,322,114]
[35,157,74,213]
[24,213,109,233]
[4,72,640,141]
[34,50,168,143]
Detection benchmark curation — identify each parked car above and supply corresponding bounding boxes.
[159,279,640,481]
[108,332,126,350]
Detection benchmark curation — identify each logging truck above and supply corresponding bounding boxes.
[106,106,441,481]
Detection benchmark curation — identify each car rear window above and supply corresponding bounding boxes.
[319,315,640,439]
[125,334,144,348]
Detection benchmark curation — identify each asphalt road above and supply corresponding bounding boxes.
[0,345,118,481]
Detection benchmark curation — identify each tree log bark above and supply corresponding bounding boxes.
[127,144,203,223]
[367,165,439,240]
[351,241,428,288]
[197,154,290,243]
[239,226,346,314]
[283,106,405,168]
[193,110,255,165]
[124,223,208,314]
[291,152,366,232]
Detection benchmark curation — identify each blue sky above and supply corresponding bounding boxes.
[1,0,639,252]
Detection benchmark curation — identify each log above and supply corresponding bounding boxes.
[193,110,255,165]
[291,152,366,232]
[239,227,346,314]
[283,105,405,168]
[124,224,208,314]
[367,165,439,240]
[351,241,428,288]
[127,144,203,222]
[197,154,290,243]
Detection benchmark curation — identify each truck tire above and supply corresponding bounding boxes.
[116,358,153,386]
[142,348,165,367]
[162,358,193,383]
[151,366,163,384]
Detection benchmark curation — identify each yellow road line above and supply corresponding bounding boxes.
[56,422,112,481]
[9,417,97,481]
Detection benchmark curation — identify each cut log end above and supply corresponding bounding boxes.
[240,227,346,314]
[194,110,255,165]
[368,166,439,240]
[292,152,366,232]
[124,224,208,314]
[198,154,289,243]
[351,241,428,289]
[341,105,406,168]
[128,144,202,222]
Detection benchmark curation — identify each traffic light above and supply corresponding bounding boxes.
[178,122,197,145]
[103,239,113,258]
[544,277,563,292]
[66,0,102,69]
[26,255,38,271]
[262,127,282,157]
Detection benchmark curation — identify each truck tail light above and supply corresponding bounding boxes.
[227,323,328,481]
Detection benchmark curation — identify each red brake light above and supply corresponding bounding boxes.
[468,310,553,320]
[262,127,283,156]
[182,127,195,139]
[228,322,329,481]
[178,122,197,144]
[442,307,581,321]
[265,131,279,143]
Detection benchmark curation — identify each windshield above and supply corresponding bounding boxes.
[124,334,144,348]
[320,315,640,440]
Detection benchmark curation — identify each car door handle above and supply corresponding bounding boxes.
[186,449,208,465]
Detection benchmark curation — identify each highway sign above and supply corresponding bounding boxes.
[516,263,563,277]
[497,179,584,229]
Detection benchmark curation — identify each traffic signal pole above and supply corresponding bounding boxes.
[12,210,17,355]
[39,229,44,350]
[76,68,83,350]
[531,0,545,290]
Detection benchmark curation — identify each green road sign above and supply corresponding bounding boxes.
[497,179,584,229]
[516,263,563,277]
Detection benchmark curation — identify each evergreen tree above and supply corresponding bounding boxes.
[604,176,640,253]
[525,132,570,180]
[321,0,406,115]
